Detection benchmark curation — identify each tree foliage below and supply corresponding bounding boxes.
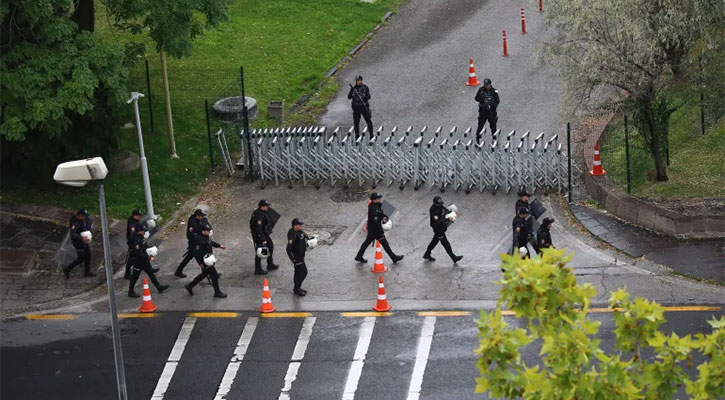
[541,0,725,181]
[475,249,724,400]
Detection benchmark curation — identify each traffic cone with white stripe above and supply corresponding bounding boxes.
[590,144,607,176]
[138,277,158,313]
[371,240,388,273]
[372,276,392,312]
[465,58,480,86]
[259,278,276,313]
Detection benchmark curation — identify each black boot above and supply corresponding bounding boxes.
[184,283,194,296]
[392,255,404,264]
[157,284,170,294]
[293,288,306,296]
[267,264,279,271]
[63,266,71,279]
[128,291,140,298]
[174,269,187,278]
[423,253,436,262]
[355,256,368,263]
[214,291,227,298]
[254,269,268,275]
[452,255,463,263]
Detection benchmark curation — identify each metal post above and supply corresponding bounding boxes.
[624,115,631,194]
[205,99,214,171]
[128,92,156,218]
[145,59,154,133]
[566,122,572,203]
[99,184,128,400]
[241,66,254,179]
[699,55,705,136]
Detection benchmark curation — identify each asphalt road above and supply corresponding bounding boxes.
[2,310,721,400]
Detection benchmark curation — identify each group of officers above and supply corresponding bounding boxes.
[63,188,554,299]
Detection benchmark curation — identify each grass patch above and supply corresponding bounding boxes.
[1,0,404,219]
[599,90,725,199]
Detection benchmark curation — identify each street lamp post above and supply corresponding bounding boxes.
[128,92,157,219]
[53,157,128,400]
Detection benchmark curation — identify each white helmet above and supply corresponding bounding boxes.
[519,247,528,256]
[306,236,319,249]
[80,230,92,243]
[446,204,458,213]
[143,231,150,240]
[209,229,214,237]
[146,246,158,257]
[146,218,157,229]
[381,218,393,231]
[203,253,216,266]
[256,246,270,259]
[445,211,458,222]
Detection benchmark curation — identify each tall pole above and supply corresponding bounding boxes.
[624,115,631,194]
[128,92,156,219]
[145,59,154,133]
[205,99,215,171]
[699,55,705,136]
[567,122,572,203]
[241,66,254,179]
[160,51,179,159]
[99,184,128,400]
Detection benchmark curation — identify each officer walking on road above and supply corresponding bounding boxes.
[348,75,374,139]
[474,78,500,143]
[355,192,404,263]
[423,196,463,263]
[175,209,208,278]
[512,207,535,258]
[286,218,309,297]
[537,218,555,250]
[63,209,95,278]
[128,223,169,297]
[250,200,280,275]
[124,209,150,279]
[185,223,227,298]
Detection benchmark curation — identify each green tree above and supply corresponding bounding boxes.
[542,0,724,181]
[475,249,724,399]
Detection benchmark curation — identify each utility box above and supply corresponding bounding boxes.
[268,101,284,123]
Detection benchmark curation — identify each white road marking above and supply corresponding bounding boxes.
[342,317,376,400]
[151,316,197,399]
[278,317,317,400]
[214,317,259,400]
[406,316,436,400]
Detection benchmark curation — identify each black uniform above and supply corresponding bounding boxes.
[124,216,140,279]
[286,228,308,292]
[128,234,166,295]
[175,215,207,276]
[63,215,93,277]
[512,215,535,257]
[423,203,461,262]
[475,86,500,142]
[537,225,553,250]
[348,84,373,139]
[250,208,277,273]
[355,202,402,262]
[186,234,224,296]
[515,199,529,214]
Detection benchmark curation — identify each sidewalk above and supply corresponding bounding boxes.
[570,204,725,284]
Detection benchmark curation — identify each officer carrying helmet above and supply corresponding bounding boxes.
[286,218,310,296]
[185,223,227,298]
[63,209,95,278]
[250,200,280,275]
[423,196,463,263]
[355,192,403,264]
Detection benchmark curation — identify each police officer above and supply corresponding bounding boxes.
[537,218,555,250]
[515,189,530,213]
[124,209,142,279]
[423,196,463,263]
[348,75,374,139]
[286,218,309,296]
[250,200,279,275]
[512,207,535,258]
[128,223,169,297]
[63,209,95,278]
[185,223,227,298]
[474,78,500,143]
[175,209,208,278]
[355,192,404,263]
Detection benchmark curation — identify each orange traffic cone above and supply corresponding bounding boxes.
[590,144,607,176]
[373,276,392,312]
[371,240,388,273]
[138,277,158,313]
[259,278,275,313]
[465,58,480,86]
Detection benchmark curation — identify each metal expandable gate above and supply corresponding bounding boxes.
[241,125,570,194]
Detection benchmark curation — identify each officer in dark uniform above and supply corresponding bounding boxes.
[512,207,535,258]
[348,75,374,139]
[175,209,208,278]
[286,218,309,296]
[474,78,500,143]
[63,209,95,278]
[250,200,279,275]
[128,223,169,297]
[423,196,463,263]
[515,189,530,213]
[124,209,142,279]
[355,192,403,263]
[185,223,227,298]
[537,218,555,250]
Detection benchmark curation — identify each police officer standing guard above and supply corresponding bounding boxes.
[348,75,374,139]
[128,223,169,297]
[175,209,208,278]
[124,209,142,279]
[286,218,309,296]
[474,78,500,143]
[423,196,463,263]
[355,193,404,263]
[63,209,95,278]
[250,200,280,275]
[185,224,227,298]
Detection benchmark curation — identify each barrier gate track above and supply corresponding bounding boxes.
[240,126,573,194]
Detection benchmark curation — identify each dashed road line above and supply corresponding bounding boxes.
[418,311,471,317]
[25,314,77,320]
[406,316,436,400]
[188,312,239,318]
[341,312,393,317]
[118,313,159,318]
[151,316,196,400]
[342,316,376,400]
[261,312,312,318]
[214,317,258,400]
[279,317,316,400]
